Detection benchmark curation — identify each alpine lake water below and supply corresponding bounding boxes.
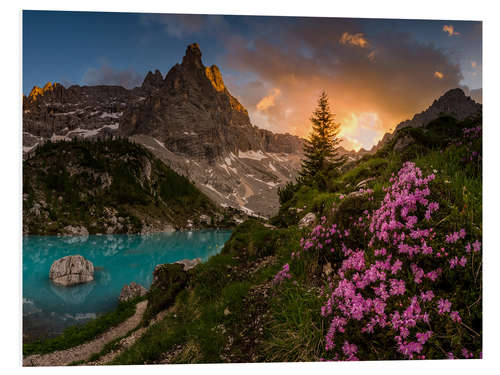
[23,230,232,341]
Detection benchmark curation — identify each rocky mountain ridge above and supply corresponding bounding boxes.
[370,88,482,153]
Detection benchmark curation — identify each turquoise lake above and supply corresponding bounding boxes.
[23,230,232,341]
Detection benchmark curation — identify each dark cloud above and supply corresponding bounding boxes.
[139,14,229,38]
[81,63,143,89]
[221,18,476,149]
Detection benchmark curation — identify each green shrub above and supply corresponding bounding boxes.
[144,263,188,322]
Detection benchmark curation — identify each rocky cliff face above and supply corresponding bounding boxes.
[23,82,146,155]
[120,43,302,160]
[370,88,482,153]
[117,44,305,217]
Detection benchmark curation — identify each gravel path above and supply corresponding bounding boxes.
[23,300,148,367]
[87,308,170,365]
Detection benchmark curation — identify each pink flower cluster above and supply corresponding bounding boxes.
[298,162,481,360]
[273,263,292,285]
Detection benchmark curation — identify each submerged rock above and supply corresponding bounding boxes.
[119,282,147,302]
[49,255,94,286]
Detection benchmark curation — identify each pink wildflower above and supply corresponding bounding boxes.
[472,240,481,252]
[437,298,452,314]
[450,311,462,323]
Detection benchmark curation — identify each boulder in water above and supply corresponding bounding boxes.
[49,255,94,286]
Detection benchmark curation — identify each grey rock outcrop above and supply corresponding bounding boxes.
[393,134,415,152]
[119,282,147,302]
[175,258,202,271]
[49,255,94,286]
[62,225,89,237]
[298,212,317,228]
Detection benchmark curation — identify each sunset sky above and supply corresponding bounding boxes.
[23,11,482,150]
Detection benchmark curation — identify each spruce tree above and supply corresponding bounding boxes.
[299,91,345,184]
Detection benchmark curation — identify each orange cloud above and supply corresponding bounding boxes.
[471,61,477,68]
[339,32,369,48]
[341,136,363,152]
[256,88,281,111]
[339,112,385,151]
[434,71,444,79]
[443,25,460,36]
[368,50,376,61]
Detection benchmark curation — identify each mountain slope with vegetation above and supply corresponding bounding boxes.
[23,138,236,235]
[23,92,482,364]
[104,99,481,363]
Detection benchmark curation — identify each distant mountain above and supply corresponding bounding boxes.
[370,88,482,153]
[23,139,238,235]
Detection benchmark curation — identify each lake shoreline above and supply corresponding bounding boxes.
[23,230,232,343]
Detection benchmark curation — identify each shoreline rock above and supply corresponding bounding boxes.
[175,258,202,271]
[119,282,147,302]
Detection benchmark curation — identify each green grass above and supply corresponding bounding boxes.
[23,297,142,356]
[110,223,303,365]
[261,283,326,362]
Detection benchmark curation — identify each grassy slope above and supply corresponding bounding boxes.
[23,138,227,234]
[27,115,482,363]
[108,115,481,363]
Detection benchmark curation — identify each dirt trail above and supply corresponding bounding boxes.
[87,308,171,365]
[23,300,148,367]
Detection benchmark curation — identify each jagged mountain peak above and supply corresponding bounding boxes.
[28,81,62,101]
[440,87,466,98]
[120,43,303,161]
[430,88,477,110]
[205,64,225,92]
[176,43,226,92]
[182,43,203,69]
[142,69,164,91]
